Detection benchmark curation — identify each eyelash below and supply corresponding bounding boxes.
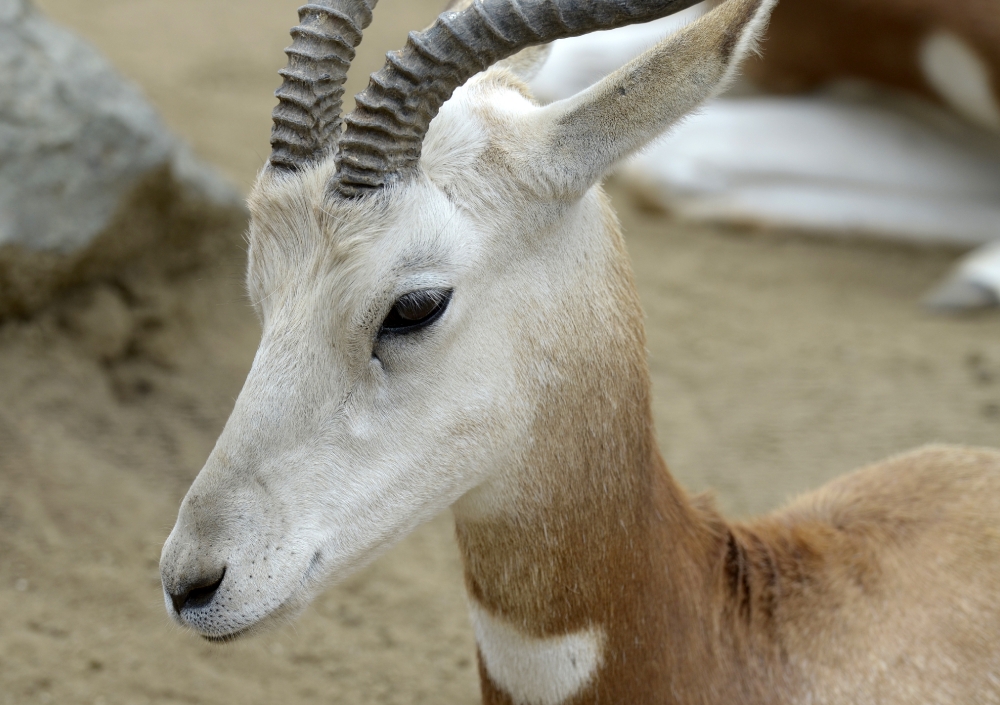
[378,289,453,336]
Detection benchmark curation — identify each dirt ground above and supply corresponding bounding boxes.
[1,1,998,703]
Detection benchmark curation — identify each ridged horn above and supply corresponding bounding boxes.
[270,0,379,171]
[334,0,705,197]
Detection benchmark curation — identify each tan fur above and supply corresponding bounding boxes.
[160,0,1000,702]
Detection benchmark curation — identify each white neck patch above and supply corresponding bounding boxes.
[469,600,606,705]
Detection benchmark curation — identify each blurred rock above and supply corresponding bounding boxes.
[0,0,247,320]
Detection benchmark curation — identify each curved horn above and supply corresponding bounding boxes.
[270,0,379,171]
[334,0,705,197]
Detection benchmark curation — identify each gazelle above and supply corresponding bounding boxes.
[160,0,1000,702]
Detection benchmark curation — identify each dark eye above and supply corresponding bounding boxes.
[379,289,452,335]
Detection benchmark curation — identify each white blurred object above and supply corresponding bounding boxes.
[620,87,1000,246]
[924,241,1000,310]
[531,24,1000,311]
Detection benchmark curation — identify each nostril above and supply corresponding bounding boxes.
[170,568,226,615]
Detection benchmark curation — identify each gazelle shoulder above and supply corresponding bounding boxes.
[793,444,1000,523]
[751,445,1000,568]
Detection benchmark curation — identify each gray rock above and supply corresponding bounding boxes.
[0,0,246,319]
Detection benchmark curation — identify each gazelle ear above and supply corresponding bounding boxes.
[523,0,777,198]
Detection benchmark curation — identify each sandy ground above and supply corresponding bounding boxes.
[1,1,998,703]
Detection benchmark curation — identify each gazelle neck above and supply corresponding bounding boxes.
[451,198,786,704]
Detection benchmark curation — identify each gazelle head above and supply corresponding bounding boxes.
[160,0,775,641]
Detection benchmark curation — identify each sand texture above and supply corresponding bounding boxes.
[1,1,998,703]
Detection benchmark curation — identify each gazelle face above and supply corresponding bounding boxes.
[159,80,614,639]
[159,0,775,641]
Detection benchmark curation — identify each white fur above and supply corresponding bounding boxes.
[921,29,1000,132]
[421,83,490,183]
[469,601,605,705]
[716,0,773,93]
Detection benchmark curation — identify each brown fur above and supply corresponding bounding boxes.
[745,0,1000,103]
[458,370,1000,702]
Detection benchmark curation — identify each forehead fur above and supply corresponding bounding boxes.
[421,69,538,186]
[243,69,539,306]
[245,174,460,318]
[246,66,537,237]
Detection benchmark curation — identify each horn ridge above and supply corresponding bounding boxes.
[270,0,379,172]
[334,0,704,197]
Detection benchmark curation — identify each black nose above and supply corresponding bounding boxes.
[170,568,226,615]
